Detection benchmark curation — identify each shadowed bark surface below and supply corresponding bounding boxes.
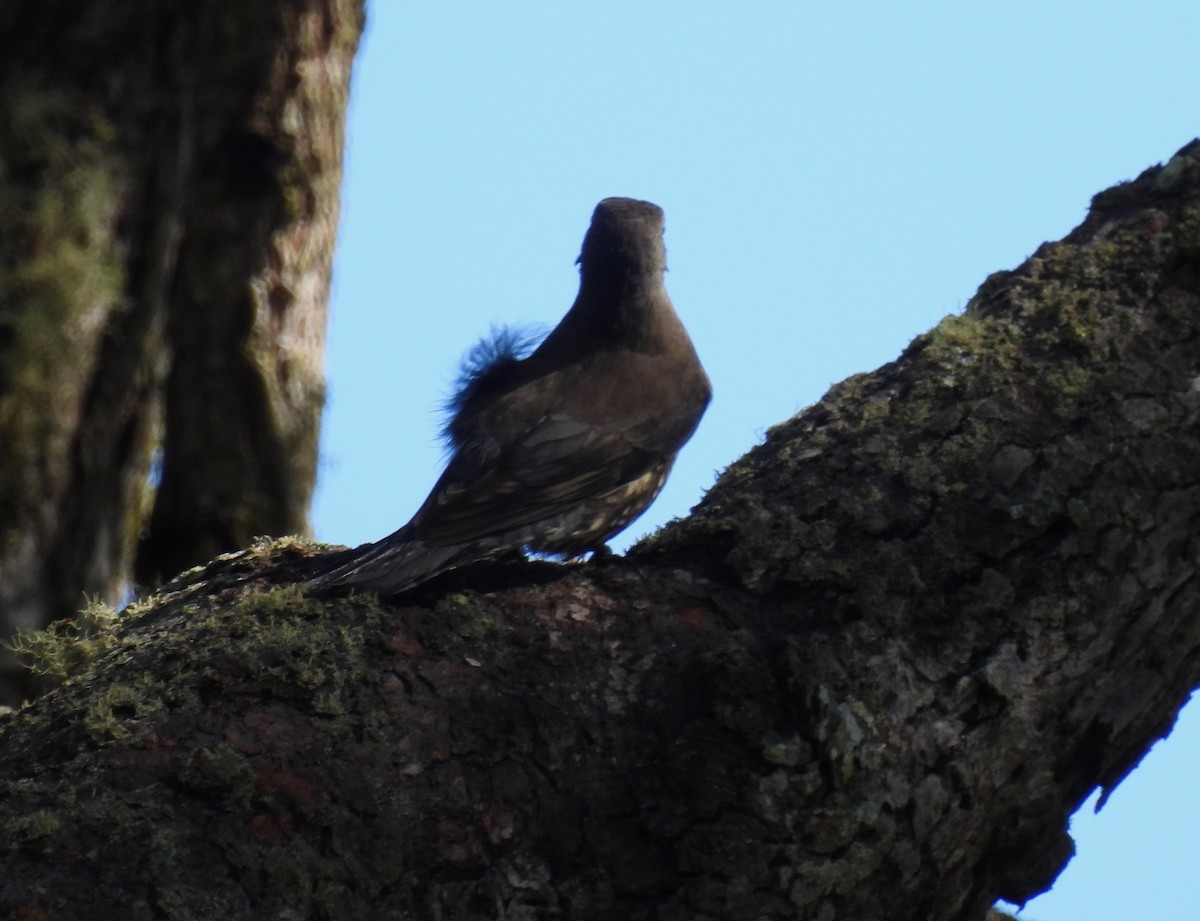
[0,0,361,701]
[2,142,1199,920]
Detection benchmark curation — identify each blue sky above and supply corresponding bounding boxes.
[311,4,1200,917]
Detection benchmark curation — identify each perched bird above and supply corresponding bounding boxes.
[305,197,711,596]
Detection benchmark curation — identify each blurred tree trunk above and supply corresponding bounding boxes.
[1,142,1198,921]
[0,1,362,701]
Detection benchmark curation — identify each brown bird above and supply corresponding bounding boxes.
[305,197,711,596]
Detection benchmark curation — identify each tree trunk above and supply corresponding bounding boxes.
[0,1,361,702]
[2,143,1199,920]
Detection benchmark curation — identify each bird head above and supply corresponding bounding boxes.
[577,197,667,287]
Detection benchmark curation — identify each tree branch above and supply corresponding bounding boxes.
[2,141,1199,920]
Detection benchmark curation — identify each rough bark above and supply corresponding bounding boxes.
[2,142,1200,920]
[0,1,361,702]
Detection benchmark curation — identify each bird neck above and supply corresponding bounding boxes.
[540,280,677,359]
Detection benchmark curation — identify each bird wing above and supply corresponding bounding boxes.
[410,409,659,546]
[411,342,710,548]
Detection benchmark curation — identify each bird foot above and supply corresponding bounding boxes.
[587,544,617,563]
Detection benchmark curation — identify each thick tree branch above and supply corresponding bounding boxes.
[2,142,1199,920]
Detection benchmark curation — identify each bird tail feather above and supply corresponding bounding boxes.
[303,526,483,597]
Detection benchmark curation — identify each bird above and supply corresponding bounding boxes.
[304,197,711,596]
